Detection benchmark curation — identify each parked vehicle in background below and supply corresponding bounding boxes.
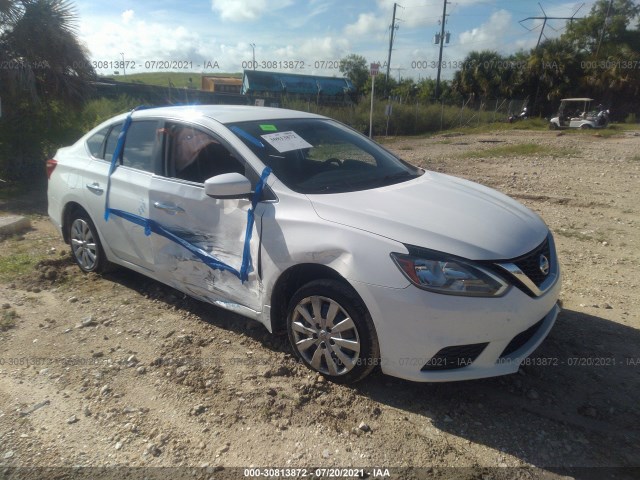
[549,98,610,130]
[47,105,561,384]
[508,106,529,123]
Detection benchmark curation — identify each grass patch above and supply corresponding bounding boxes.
[461,143,571,159]
[556,229,594,241]
[1,309,18,331]
[630,155,640,162]
[459,117,550,134]
[0,252,44,281]
[556,227,607,243]
[561,123,640,138]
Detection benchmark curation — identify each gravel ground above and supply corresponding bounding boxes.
[0,128,639,480]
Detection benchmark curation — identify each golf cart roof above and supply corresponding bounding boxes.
[560,98,594,102]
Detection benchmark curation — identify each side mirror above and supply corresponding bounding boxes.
[204,173,252,199]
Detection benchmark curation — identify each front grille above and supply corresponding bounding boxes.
[421,342,488,371]
[499,318,544,358]
[512,238,551,287]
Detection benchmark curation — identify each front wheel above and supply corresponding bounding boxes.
[287,279,380,384]
[69,212,108,273]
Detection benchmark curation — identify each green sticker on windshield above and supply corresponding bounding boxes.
[260,124,278,132]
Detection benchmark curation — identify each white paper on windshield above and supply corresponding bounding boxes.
[260,131,313,153]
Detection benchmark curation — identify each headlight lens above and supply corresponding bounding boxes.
[390,252,509,297]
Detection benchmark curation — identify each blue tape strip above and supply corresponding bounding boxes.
[104,106,148,221]
[105,166,270,282]
[230,126,265,148]
[107,209,241,276]
[239,166,272,282]
[101,102,272,283]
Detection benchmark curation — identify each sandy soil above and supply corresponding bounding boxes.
[0,128,639,480]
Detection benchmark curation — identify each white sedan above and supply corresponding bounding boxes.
[47,105,561,383]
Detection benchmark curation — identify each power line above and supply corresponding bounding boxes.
[518,2,584,49]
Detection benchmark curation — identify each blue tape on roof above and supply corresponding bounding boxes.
[102,106,271,283]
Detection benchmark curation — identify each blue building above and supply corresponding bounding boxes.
[241,70,356,105]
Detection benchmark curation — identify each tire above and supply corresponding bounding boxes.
[286,279,380,384]
[549,122,558,130]
[68,211,108,273]
[580,123,592,130]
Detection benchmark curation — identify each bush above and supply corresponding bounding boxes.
[0,95,142,183]
[280,98,510,136]
[625,113,637,124]
[79,95,143,131]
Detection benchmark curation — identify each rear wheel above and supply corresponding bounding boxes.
[287,279,379,384]
[580,123,592,129]
[68,212,107,273]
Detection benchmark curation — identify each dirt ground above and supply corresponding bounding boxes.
[0,128,639,480]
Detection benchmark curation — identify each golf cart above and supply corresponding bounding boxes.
[549,98,610,130]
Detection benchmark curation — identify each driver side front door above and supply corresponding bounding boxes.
[148,122,265,311]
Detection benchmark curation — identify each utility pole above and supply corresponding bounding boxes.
[596,0,613,58]
[250,43,256,70]
[434,0,449,100]
[385,3,401,96]
[519,3,584,49]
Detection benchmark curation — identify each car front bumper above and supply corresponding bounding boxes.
[351,269,561,382]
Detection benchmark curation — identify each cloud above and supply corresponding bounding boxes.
[211,0,293,22]
[285,1,331,28]
[79,18,211,69]
[459,10,512,49]
[121,9,134,25]
[344,12,386,36]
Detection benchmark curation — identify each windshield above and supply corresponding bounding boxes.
[227,118,423,194]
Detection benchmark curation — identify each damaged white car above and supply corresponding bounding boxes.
[48,105,560,383]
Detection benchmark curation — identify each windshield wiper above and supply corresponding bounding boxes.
[348,171,416,188]
[302,171,417,194]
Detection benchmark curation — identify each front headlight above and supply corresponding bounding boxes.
[390,250,509,297]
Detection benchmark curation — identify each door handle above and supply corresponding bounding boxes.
[86,183,104,194]
[153,202,185,214]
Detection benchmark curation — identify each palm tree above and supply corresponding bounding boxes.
[0,0,95,181]
[1,0,95,105]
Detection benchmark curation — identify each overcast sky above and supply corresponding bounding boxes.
[76,0,595,80]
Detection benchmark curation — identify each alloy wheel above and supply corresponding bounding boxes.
[70,218,98,271]
[290,295,361,376]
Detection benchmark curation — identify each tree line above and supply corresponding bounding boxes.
[0,0,638,183]
[340,0,640,118]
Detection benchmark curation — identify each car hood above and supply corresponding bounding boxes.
[307,171,548,260]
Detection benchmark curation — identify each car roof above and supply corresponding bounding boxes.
[120,105,326,124]
[560,98,594,102]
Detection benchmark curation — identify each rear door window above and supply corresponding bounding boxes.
[121,121,161,173]
[104,123,123,164]
[86,126,110,159]
[103,120,161,173]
